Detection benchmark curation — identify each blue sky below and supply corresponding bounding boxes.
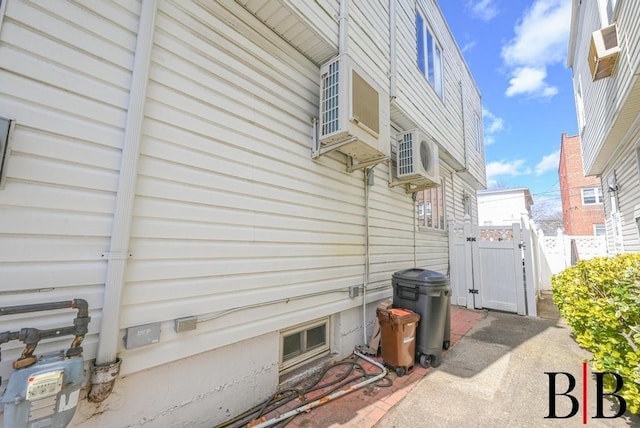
[439,0,576,215]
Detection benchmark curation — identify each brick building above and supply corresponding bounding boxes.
[558,133,605,235]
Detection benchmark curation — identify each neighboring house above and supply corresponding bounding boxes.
[477,188,533,226]
[0,0,485,426]
[567,0,640,253]
[558,133,606,236]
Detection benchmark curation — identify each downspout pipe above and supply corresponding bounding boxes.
[363,168,372,345]
[390,0,397,101]
[89,0,158,403]
[455,79,468,173]
[338,0,349,54]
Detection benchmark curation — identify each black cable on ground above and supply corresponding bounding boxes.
[214,354,393,428]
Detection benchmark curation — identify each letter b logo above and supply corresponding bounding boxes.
[545,370,627,421]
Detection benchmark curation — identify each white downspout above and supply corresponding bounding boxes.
[337,0,371,345]
[363,168,372,345]
[390,0,397,100]
[338,0,349,54]
[89,0,158,402]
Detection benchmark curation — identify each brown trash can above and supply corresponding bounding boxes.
[376,307,420,376]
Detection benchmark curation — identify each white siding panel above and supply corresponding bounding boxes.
[0,0,138,384]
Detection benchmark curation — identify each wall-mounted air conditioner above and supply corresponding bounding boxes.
[588,23,620,81]
[397,129,439,183]
[318,54,389,162]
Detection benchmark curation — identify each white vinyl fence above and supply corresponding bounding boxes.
[538,231,608,285]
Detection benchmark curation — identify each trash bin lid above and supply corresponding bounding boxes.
[392,268,448,285]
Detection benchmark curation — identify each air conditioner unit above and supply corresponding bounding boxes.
[397,129,439,183]
[588,23,620,81]
[318,54,389,161]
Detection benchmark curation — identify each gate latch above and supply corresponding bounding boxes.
[468,289,479,294]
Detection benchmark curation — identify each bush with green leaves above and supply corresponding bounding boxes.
[552,253,640,414]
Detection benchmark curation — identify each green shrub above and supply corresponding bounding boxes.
[551,253,640,414]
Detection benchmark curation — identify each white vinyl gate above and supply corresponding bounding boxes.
[449,216,537,316]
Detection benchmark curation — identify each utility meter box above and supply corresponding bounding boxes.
[2,354,85,428]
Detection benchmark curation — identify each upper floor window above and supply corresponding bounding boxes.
[598,0,617,25]
[474,112,482,152]
[575,75,585,133]
[582,187,603,205]
[416,11,443,98]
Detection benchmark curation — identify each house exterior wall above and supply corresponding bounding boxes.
[568,0,640,252]
[477,189,532,227]
[0,0,484,426]
[558,133,605,235]
[0,0,137,379]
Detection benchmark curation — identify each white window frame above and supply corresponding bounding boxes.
[416,10,443,98]
[575,75,586,134]
[280,318,330,372]
[418,179,446,231]
[474,112,482,152]
[598,0,618,25]
[582,187,603,205]
[593,224,606,236]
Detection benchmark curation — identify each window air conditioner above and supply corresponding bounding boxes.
[319,54,389,161]
[397,129,439,184]
[588,24,620,81]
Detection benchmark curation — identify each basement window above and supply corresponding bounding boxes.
[280,318,330,372]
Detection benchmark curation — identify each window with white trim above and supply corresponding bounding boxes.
[576,75,586,133]
[416,10,443,98]
[598,0,617,25]
[594,224,606,236]
[474,112,482,152]
[280,318,330,372]
[417,180,446,230]
[582,187,603,205]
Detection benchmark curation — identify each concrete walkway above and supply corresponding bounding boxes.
[375,292,640,427]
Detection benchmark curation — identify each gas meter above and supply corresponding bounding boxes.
[1,299,90,428]
[2,354,84,428]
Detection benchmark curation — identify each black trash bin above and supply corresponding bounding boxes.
[392,268,451,368]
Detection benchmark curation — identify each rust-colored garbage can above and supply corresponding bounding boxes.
[376,307,420,376]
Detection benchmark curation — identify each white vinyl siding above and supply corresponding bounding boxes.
[0,0,138,376]
[0,0,483,422]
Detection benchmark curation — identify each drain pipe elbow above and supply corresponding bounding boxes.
[88,358,122,403]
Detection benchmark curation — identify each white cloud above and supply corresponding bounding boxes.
[486,159,531,186]
[461,41,477,53]
[501,0,571,99]
[467,0,498,21]
[482,108,505,145]
[535,149,560,175]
